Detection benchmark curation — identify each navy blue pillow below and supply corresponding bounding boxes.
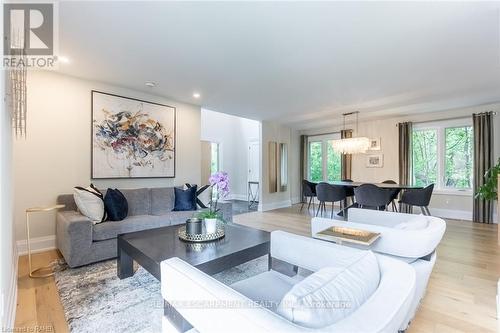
[172,186,197,211]
[104,189,128,221]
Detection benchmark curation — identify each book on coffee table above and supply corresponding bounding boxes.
[314,226,380,246]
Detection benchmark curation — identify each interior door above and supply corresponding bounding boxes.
[248,141,260,182]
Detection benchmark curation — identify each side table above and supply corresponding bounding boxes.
[25,204,65,278]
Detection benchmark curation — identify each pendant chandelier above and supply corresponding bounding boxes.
[331,111,370,154]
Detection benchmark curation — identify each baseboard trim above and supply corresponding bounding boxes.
[291,196,301,205]
[430,208,472,221]
[5,245,18,330]
[259,200,292,212]
[16,235,56,256]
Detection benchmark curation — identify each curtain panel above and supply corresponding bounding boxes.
[340,129,353,180]
[300,135,308,203]
[398,122,412,185]
[473,112,494,224]
[398,122,413,214]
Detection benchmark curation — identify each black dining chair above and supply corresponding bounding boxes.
[354,184,393,211]
[342,179,355,205]
[315,183,347,219]
[382,179,400,212]
[300,180,318,212]
[399,184,434,216]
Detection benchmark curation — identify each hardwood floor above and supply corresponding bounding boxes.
[14,205,499,333]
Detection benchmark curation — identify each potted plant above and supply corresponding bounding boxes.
[475,158,500,202]
[197,171,230,233]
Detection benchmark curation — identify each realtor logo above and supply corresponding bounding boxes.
[3,2,58,68]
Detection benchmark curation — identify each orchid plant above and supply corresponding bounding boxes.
[197,171,230,222]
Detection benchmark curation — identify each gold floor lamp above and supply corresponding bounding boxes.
[25,204,65,278]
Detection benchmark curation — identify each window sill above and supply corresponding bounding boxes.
[433,189,473,197]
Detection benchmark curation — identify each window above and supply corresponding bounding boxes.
[412,119,473,191]
[210,142,220,174]
[308,134,342,182]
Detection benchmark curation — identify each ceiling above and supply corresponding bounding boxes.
[57,1,500,129]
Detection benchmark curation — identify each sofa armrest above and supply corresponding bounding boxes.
[56,211,93,266]
[161,257,304,333]
[347,208,414,227]
[217,201,233,222]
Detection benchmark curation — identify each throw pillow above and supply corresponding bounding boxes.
[276,251,380,329]
[172,186,197,211]
[73,184,106,224]
[104,188,128,221]
[185,183,211,209]
[394,214,429,230]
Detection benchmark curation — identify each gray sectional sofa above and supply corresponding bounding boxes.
[56,187,232,268]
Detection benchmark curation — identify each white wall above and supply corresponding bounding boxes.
[300,103,500,221]
[13,71,202,245]
[260,121,292,211]
[1,67,17,328]
[201,109,259,200]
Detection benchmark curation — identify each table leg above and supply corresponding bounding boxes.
[117,245,134,279]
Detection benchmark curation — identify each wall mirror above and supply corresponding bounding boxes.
[279,143,288,192]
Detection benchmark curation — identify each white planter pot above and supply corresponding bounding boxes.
[204,218,218,234]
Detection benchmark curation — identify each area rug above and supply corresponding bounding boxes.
[54,256,268,333]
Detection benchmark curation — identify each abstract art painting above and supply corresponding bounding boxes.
[91,91,176,178]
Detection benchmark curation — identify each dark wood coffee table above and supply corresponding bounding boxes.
[117,223,270,280]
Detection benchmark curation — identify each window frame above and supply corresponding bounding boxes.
[307,133,342,182]
[412,118,473,196]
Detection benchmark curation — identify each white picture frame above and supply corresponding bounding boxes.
[368,137,381,151]
[366,154,384,168]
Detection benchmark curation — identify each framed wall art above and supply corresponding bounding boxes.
[366,154,384,168]
[91,91,176,179]
[368,137,381,151]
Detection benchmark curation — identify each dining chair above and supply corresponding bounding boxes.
[300,180,318,212]
[354,184,393,211]
[399,184,434,216]
[382,179,400,212]
[341,178,355,205]
[315,183,347,218]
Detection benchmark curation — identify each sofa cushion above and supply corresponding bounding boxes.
[169,211,196,225]
[120,188,151,216]
[231,270,304,312]
[276,250,380,329]
[151,187,175,215]
[92,215,170,241]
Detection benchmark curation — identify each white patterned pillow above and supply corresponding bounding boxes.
[276,251,380,329]
[73,185,106,224]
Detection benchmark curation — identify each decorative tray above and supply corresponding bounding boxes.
[178,223,225,243]
[314,226,380,246]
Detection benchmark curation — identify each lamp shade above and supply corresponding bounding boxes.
[331,137,370,154]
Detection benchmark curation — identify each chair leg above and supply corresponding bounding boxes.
[331,202,334,219]
[307,197,312,210]
[300,200,305,212]
[315,202,321,217]
[420,206,426,215]
[312,197,316,213]
[425,206,431,216]
[392,201,398,212]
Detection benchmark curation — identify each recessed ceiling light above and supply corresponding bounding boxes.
[145,81,156,88]
[58,56,70,63]
[193,92,201,99]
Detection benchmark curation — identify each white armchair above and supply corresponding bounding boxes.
[161,231,416,333]
[311,208,446,330]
